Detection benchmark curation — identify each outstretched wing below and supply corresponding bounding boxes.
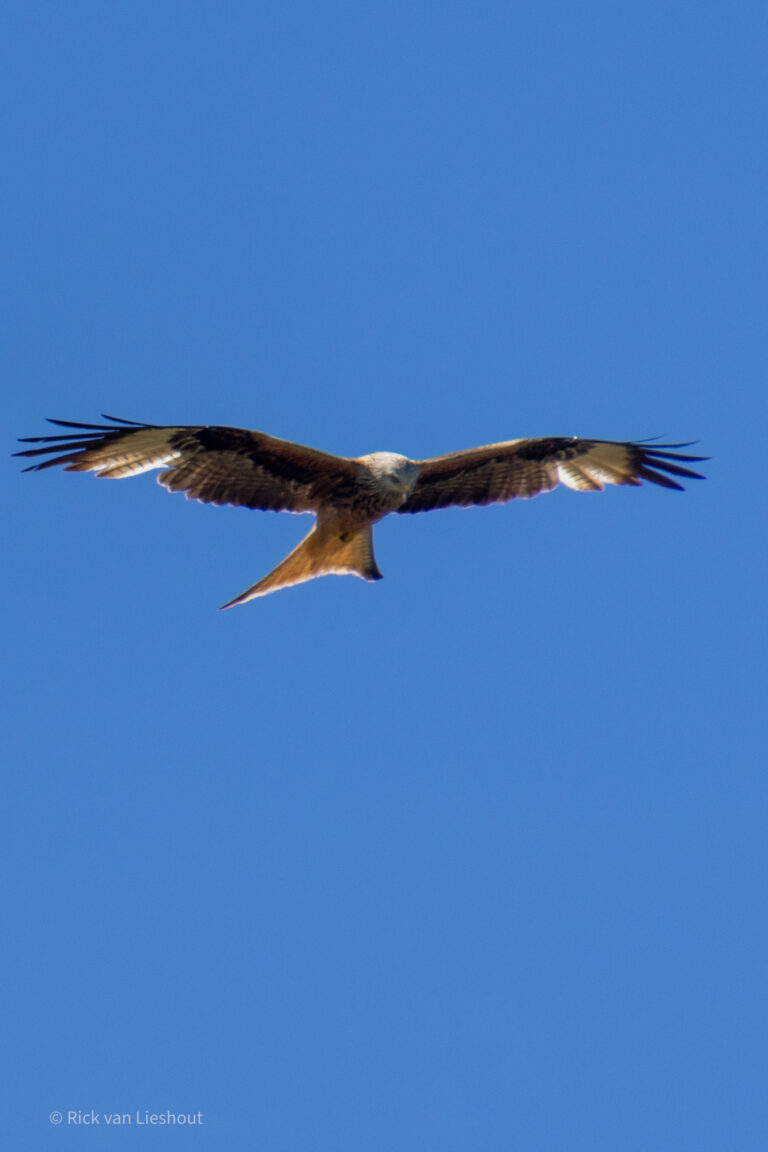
[398,437,707,513]
[15,416,364,513]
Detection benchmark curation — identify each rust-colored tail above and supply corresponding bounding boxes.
[220,522,382,608]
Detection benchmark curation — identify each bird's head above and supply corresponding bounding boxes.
[360,452,421,498]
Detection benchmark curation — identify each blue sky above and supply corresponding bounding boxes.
[3,1,767,1148]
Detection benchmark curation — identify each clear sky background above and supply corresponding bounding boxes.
[3,2,766,1149]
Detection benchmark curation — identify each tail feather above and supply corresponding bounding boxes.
[220,523,382,608]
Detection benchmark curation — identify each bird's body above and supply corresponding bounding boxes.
[16,416,706,607]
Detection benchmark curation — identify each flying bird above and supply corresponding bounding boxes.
[16,416,706,608]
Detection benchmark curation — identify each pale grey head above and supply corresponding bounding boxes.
[358,452,421,500]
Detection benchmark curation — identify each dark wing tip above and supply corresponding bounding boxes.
[636,466,685,490]
[15,416,153,471]
[634,442,708,489]
[17,416,150,443]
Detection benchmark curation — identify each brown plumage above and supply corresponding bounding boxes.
[16,416,707,607]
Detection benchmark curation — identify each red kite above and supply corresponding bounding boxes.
[17,416,706,607]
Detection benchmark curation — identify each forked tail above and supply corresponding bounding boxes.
[220,522,382,608]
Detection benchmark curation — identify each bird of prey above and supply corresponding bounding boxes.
[16,416,706,608]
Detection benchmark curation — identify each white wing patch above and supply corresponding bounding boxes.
[75,430,183,479]
[556,462,606,490]
[556,444,638,491]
